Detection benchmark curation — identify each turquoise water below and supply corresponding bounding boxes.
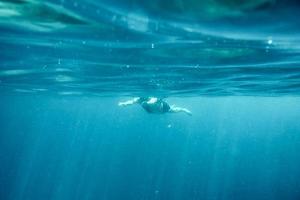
[1,0,300,199]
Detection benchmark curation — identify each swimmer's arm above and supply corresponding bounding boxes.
[169,105,192,116]
[118,97,140,106]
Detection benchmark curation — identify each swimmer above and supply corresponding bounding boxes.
[118,97,192,116]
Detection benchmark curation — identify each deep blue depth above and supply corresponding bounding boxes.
[1,95,300,200]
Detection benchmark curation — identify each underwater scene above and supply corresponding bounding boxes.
[1,0,300,199]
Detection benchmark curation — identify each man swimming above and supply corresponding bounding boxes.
[118,97,192,116]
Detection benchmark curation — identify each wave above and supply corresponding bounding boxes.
[0,0,300,96]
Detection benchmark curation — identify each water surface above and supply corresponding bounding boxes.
[1,0,300,96]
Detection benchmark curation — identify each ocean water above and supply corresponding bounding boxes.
[1,0,300,200]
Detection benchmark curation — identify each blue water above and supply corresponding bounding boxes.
[1,0,300,200]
